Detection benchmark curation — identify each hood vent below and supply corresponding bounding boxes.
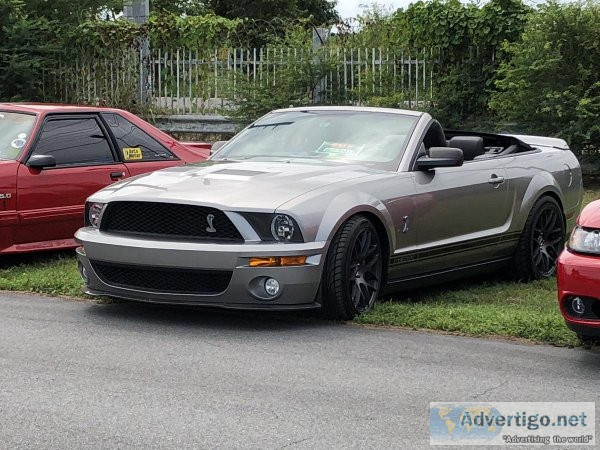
[213,169,267,176]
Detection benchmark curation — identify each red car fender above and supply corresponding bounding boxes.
[0,160,19,250]
[557,199,600,335]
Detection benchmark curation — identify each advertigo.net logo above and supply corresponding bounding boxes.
[430,402,595,446]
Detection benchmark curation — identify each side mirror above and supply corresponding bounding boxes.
[27,154,56,169]
[210,140,227,155]
[415,147,463,170]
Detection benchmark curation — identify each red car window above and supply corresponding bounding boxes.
[0,112,36,160]
[32,117,115,166]
[101,113,178,162]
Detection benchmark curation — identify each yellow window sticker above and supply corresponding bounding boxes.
[123,147,143,160]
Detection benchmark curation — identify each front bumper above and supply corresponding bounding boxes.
[75,228,326,309]
[557,249,600,334]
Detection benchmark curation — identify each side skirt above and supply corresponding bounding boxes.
[382,257,512,293]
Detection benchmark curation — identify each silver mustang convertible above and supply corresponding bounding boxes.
[75,107,582,319]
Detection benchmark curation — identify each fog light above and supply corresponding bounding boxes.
[264,278,280,296]
[572,297,585,316]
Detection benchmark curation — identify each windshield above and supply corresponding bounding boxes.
[213,110,418,169]
[0,112,36,160]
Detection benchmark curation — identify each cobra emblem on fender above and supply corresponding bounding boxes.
[205,214,217,233]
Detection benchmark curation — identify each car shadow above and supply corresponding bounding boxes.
[576,346,600,363]
[80,271,537,330]
[84,299,332,334]
[79,272,522,336]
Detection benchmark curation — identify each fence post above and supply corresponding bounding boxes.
[124,0,150,105]
[312,27,330,104]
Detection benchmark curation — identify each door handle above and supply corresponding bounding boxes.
[110,171,126,179]
[488,175,505,186]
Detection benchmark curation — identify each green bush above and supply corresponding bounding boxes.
[0,1,61,101]
[226,41,335,121]
[490,1,600,166]
[392,0,529,128]
[339,0,530,128]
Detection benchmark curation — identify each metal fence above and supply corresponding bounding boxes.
[49,45,441,114]
[47,48,142,110]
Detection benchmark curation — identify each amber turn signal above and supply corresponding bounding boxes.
[249,256,307,267]
[249,257,279,267]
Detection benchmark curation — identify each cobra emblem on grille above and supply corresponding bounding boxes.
[205,214,217,233]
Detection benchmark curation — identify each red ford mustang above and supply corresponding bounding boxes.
[0,103,210,254]
[557,198,600,341]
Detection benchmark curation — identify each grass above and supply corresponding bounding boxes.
[1,185,599,346]
[357,276,578,346]
[0,251,84,298]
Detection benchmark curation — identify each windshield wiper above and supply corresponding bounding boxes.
[248,121,294,129]
[219,155,271,161]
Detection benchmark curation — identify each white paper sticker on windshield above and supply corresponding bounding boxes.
[11,138,26,149]
[316,141,365,156]
[18,133,27,139]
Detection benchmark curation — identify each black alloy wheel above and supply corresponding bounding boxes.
[348,226,383,313]
[531,203,565,277]
[322,215,384,320]
[513,196,566,280]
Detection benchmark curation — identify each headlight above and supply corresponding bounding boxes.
[242,213,303,242]
[568,226,600,254]
[85,202,106,228]
[271,214,295,241]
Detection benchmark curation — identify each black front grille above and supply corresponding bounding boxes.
[91,261,232,295]
[101,201,243,242]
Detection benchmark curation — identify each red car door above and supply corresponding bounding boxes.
[0,110,37,253]
[100,112,183,176]
[15,114,130,249]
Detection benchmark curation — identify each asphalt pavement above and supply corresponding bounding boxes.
[0,292,598,449]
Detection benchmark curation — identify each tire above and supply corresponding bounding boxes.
[321,215,384,320]
[513,196,566,281]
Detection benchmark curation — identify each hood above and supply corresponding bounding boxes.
[91,160,378,211]
[578,199,600,229]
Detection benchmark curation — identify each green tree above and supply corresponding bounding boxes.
[490,1,600,160]
[151,0,206,15]
[369,0,530,128]
[22,0,125,22]
[150,0,338,22]
[0,0,24,34]
[0,0,62,101]
[296,0,339,24]
[205,0,338,22]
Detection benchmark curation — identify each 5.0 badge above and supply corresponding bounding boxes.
[0,193,12,199]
